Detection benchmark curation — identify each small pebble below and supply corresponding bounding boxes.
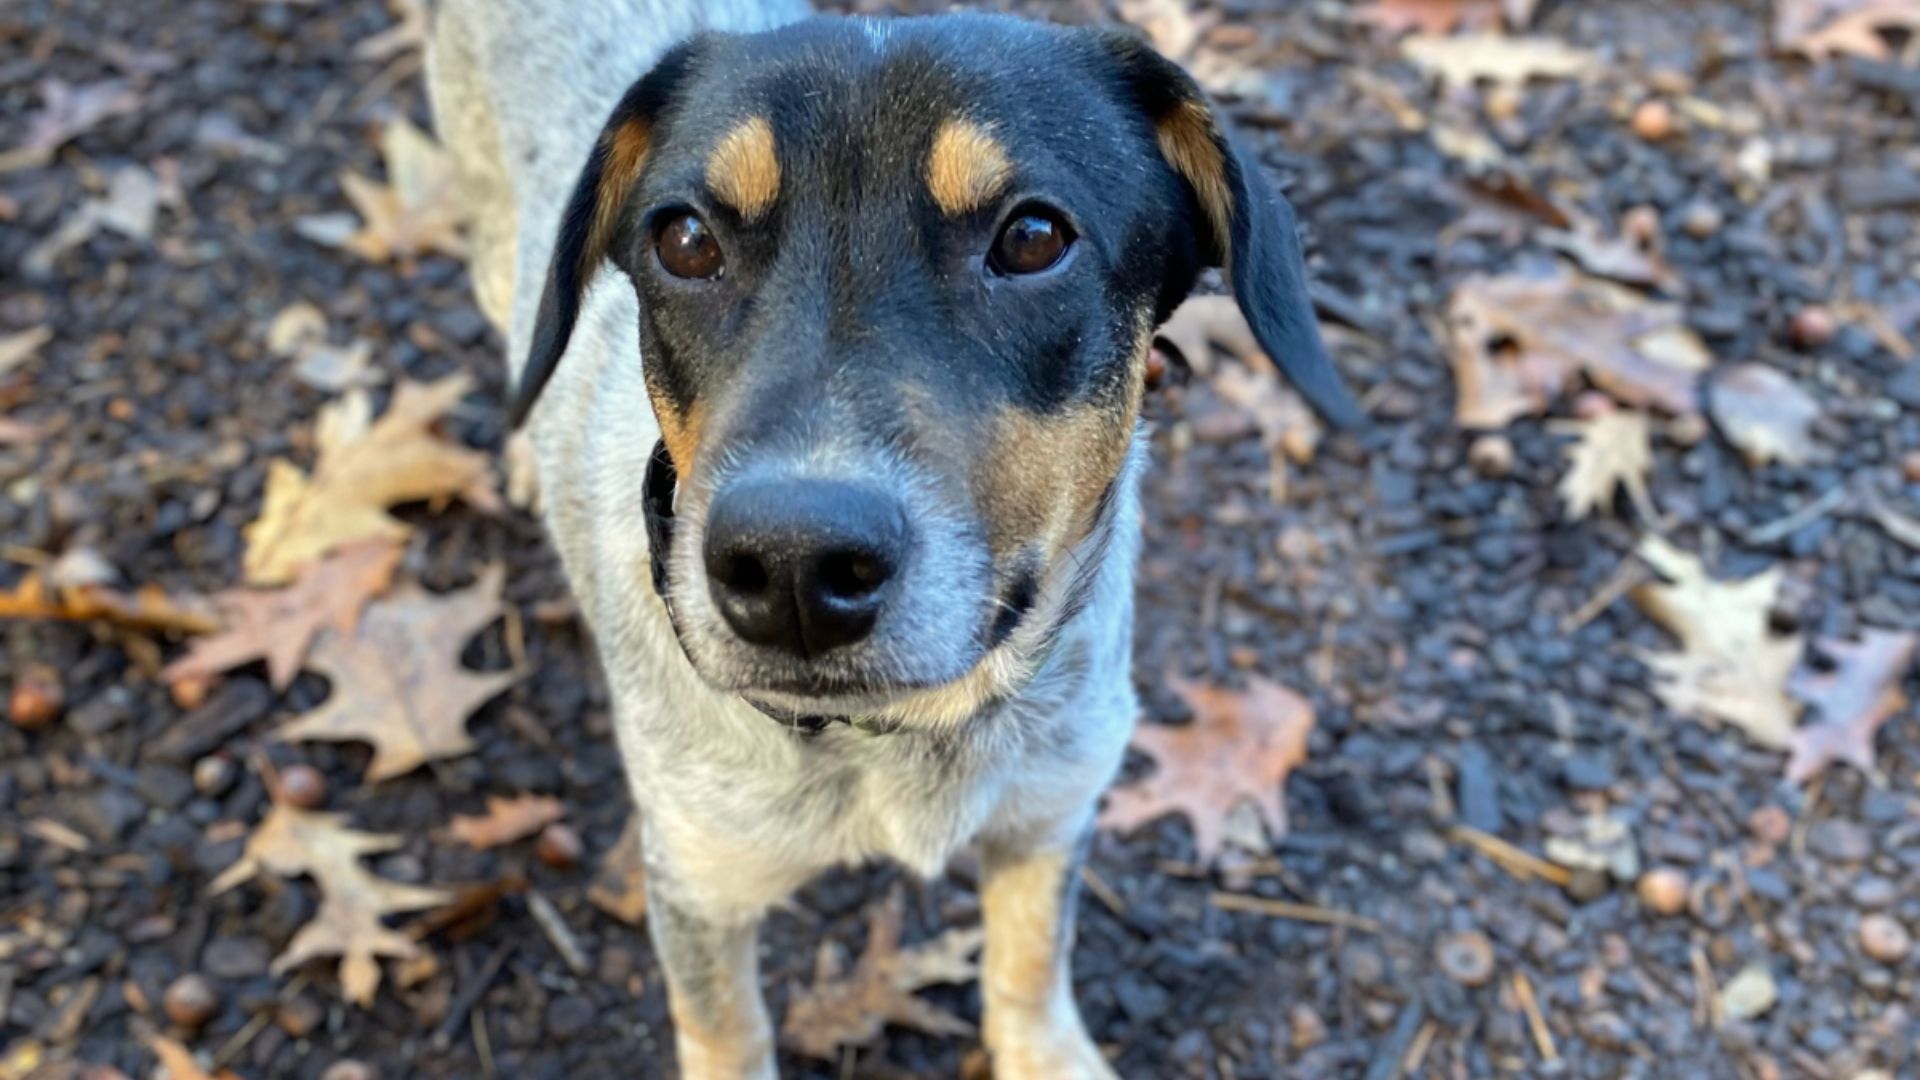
[278,995,324,1038]
[1901,450,1920,484]
[1436,930,1496,987]
[1667,412,1709,448]
[277,764,327,809]
[1748,805,1791,846]
[1636,868,1689,916]
[536,823,584,869]
[169,675,214,711]
[1468,434,1513,478]
[163,974,218,1030]
[1789,306,1836,349]
[1680,199,1724,239]
[8,663,63,730]
[193,755,236,796]
[1859,914,1911,964]
[1631,99,1675,141]
[320,1063,377,1080]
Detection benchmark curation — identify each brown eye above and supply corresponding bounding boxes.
[656,211,724,279]
[989,209,1072,276]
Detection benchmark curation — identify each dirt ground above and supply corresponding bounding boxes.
[3,0,1919,1078]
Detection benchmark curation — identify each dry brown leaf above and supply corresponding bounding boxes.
[1447,264,1709,429]
[323,117,464,264]
[1354,0,1503,35]
[445,794,566,850]
[278,565,519,782]
[0,326,51,378]
[1101,674,1316,862]
[1786,629,1918,783]
[1539,218,1681,292]
[162,540,402,690]
[0,572,218,636]
[209,802,449,1006]
[1156,296,1321,500]
[1781,0,1920,59]
[587,815,649,926]
[147,1036,240,1080]
[781,891,982,1060]
[1402,33,1598,90]
[242,374,497,585]
[1707,363,1823,467]
[1115,0,1203,60]
[1632,535,1803,749]
[0,79,140,173]
[1554,409,1658,522]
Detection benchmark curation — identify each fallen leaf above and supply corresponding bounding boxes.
[162,539,403,690]
[1786,629,1918,783]
[1116,0,1203,59]
[445,794,566,850]
[587,814,650,926]
[0,79,140,173]
[1354,0,1503,35]
[1719,964,1778,1021]
[1707,363,1823,467]
[265,302,382,394]
[1781,0,1920,60]
[22,166,165,276]
[1632,535,1802,750]
[1401,33,1599,90]
[1101,674,1316,861]
[781,891,982,1060]
[147,1036,240,1080]
[1447,264,1709,429]
[1156,296,1321,500]
[354,0,429,60]
[322,117,464,265]
[210,802,450,1006]
[242,374,497,585]
[1539,218,1681,292]
[1554,410,1658,522]
[1543,811,1640,881]
[278,566,520,781]
[0,571,218,636]
[0,326,51,378]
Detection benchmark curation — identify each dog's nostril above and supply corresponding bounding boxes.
[720,552,770,595]
[817,550,891,601]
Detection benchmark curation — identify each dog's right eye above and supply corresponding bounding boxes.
[655,211,724,280]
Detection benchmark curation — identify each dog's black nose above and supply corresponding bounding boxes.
[703,479,907,656]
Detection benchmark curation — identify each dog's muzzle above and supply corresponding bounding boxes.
[642,440,844,737]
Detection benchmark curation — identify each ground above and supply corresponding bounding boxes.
[2,0,1919,1078]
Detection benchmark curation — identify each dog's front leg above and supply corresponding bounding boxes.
[646,862,776,1080]
[979,833,1117,1080]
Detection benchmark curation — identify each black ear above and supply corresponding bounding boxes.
[511,41,705,428]
[1099,35,1361,429]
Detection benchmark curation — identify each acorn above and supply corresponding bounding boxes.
[163,974,218,1030]
[1636,868,1689,916]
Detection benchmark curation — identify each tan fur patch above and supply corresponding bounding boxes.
[927,118,1013,216]
[980,847,1075,1061]
[656,397,706,477]
[588,118,653,276]
[1154,100,1232,263]
[705,116,781,221]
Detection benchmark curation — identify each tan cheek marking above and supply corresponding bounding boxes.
[705,116,781,221]
[1154,99,1232,262]
[655,396,706,478]
[927,118,1013,216]
[588,118,653,275]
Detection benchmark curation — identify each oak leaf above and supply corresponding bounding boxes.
[1101,674,1316,862]
[1401,34,1598,90]
[242,374,498,585]
[0,79,140,173]
[317,116,463,264]
[278,565,519,781]
[1553,409,1658,522]
[1707,363,1823,467]
[210,802,449,1006]
[163,540,402,690]
[1632,535,1802,749]
[1786,629,1918,783]
[1781,0,1920,60]
[781,891,982,1060]
[445,794,566,850]
[1447,264,1709,429]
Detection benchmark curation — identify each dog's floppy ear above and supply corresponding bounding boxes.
[511,41,704,428]
[1099,34,1361,429]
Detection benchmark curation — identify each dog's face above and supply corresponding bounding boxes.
[519,15,1356,723]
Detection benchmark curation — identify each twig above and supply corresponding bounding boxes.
[527,889,591,976]
[1446,825,1573,887]
[1744,486,1849,546]
[1690,943,1721,1030]
[1511,970,1558,1063]
[435,941,514,1048]
[473,1005,496,1080]
[1209,892,1381,933]
[1078,865,1128,918]
[1402,1020,1439,1077]
[213,975,309,1070]
[1561,556,1651,634]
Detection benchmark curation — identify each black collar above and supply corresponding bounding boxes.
[641,440,841,736]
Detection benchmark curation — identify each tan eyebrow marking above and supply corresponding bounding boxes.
[705,116,781,221]
[927,118,1013,216]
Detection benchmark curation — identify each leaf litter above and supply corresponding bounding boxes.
[1707,363,1824,467]
[445,794,567,850]
[1786,629,1918,783]
[300,116,464,265]
[1553,408,1660,523]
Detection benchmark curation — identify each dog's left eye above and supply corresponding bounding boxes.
[655,211,725,280]
[989,208,1073,276]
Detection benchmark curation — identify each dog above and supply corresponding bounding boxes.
[426,2,1357,1075]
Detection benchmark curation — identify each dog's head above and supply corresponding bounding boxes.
[518,14,1358,725]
